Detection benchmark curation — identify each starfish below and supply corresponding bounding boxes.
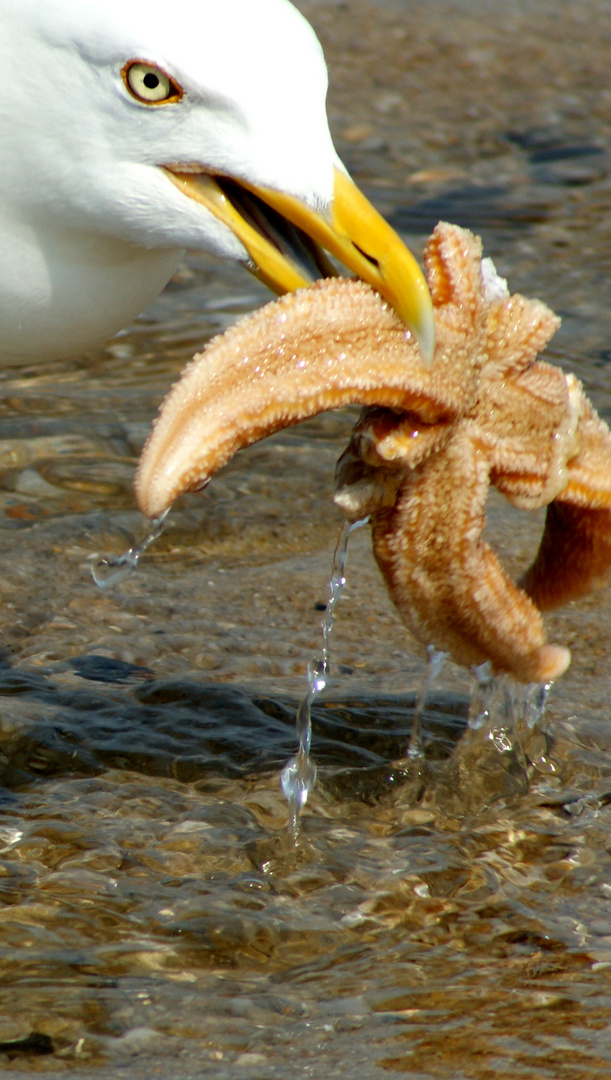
[135,222,611,684]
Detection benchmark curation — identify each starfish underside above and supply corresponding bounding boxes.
[136,223,611,684]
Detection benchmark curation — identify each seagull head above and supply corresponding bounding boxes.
[0,0,433,362]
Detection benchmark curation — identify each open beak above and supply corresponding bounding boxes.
[163,165,434,363]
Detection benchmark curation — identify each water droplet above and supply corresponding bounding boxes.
[92,511,168,590]
[408,645,448,758]
[468,667,552,750]
[281,749,318,828]
[468,661,494,729]
[487,728,513,753]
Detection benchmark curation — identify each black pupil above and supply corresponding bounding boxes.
[143,72,160,90]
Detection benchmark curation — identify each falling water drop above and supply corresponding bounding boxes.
[92,511,169,589]
[468,662,554,765]
[281,517,368,835]
[408,645,448,759]
[469,664,552,735]
[510,679,551,730]
[468,661,495,731]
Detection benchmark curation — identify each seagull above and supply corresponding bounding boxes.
[0,0,434,365]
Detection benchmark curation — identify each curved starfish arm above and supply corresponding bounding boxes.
[521,502,611,611]
[136,222,500,520]
[369,428,570,683]
[520,384,611,610]
[136,275,467,520]
[135,279,435,519]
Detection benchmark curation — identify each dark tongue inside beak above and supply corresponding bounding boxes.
[215,177,338,286]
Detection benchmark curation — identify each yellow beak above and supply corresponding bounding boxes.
[163,165,434,363]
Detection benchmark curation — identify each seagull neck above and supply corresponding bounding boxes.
[0,218,183,363]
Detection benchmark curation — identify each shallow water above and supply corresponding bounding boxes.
[3,1,611,1076]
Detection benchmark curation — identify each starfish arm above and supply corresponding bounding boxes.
[418,223,487,412]
[520,383,611,610]
[487,362,578,509]
[561,380,611,509]
[136,223,495,521]
[483,295,561,380]
[369,428,570,683]
[136,277,457,520]
[520,502,611,611]
[424,221,483,318]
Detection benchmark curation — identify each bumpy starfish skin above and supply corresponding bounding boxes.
[135,225,484,519]
[136,222,611,683]
[136,279,445,519]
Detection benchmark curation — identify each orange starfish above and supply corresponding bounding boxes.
[135,223,611,684]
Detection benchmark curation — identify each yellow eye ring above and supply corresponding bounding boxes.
[122,61,183,105]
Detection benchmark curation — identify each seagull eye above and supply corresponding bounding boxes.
[122,61,183,105]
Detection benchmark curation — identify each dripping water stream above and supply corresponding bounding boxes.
[91,511,169,588]
[281,517,368,834]
[408,645,449,759]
